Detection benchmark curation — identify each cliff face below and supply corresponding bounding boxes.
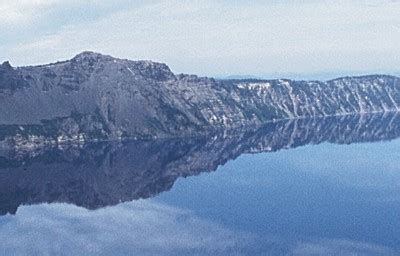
[1,112,399,215]
[1,51,400,146]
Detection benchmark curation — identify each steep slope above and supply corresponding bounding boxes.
[1,51,400,146]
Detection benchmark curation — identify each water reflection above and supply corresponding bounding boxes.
[1,200,397,255]
[1,112,400,215]
[2,113,400,255]
[0,202,265,255]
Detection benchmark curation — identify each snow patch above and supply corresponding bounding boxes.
[237,82,271,90]
[127,67,135,76]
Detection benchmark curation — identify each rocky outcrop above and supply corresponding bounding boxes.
[0,61,28,92]
[0,112,399,215]
[1,51,400,146]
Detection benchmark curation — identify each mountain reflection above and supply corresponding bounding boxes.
[1,112,400,215]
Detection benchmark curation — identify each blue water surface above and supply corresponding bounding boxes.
[1,119,400,255]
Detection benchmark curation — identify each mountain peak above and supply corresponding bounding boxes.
[71,51,115,62]
[1,61,13,70]
[69,51,175,81]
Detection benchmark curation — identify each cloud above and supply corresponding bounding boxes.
[2,0,400,75]
[0,0,61,25]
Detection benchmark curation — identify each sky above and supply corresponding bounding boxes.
[1,0,400,78]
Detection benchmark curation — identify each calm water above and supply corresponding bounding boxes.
[1,114,400,255]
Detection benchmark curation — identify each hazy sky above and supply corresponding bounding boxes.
[1,0,400,77]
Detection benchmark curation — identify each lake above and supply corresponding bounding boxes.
[1,113,400,255]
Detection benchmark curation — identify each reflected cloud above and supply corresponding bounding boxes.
[0,201,397,255]
[0,201,267,256]
[292,239,397,256]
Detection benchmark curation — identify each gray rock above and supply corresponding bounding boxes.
[1,51,400,146]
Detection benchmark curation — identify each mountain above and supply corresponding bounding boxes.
[1,112,400,215]
[1,51,400,147]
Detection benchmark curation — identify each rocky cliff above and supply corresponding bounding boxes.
[1,51,400,146]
